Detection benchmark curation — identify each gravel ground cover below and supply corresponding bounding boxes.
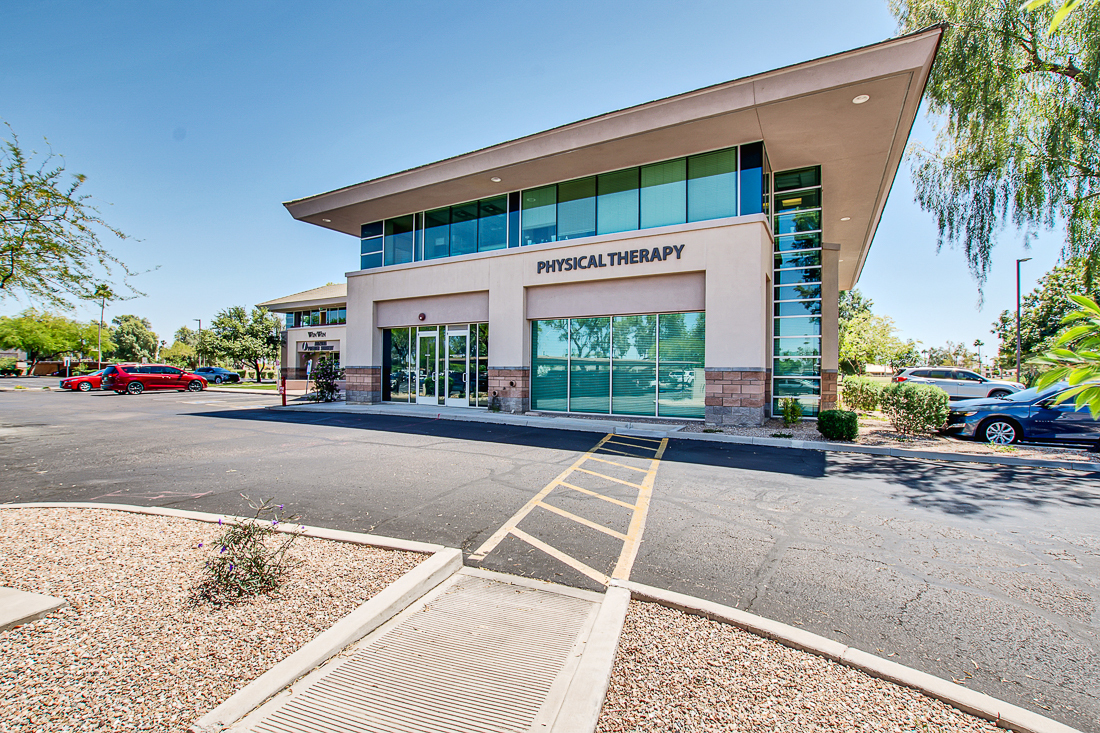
[0,508,422,732]
[680,414,1097,464]
[598,602,1001,733]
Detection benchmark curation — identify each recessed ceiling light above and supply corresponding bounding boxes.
[840,217,851,221]
[321,218,332,223]
[490,177,502,183]
[852,95,870,104]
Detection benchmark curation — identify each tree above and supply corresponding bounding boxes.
[891,1,1100,285]
[111,315,157,362]
[923,340,978,367]
[839,289,874,329]
[1,124,136,307]
[992,259,1098,370]
[161,340,197,370]
[0,309,79,364]
[174,326,199,347]
[1025,0,1095,34]
[840,312,909,374]
[1033,294,1100,416]
[207,306,281,382]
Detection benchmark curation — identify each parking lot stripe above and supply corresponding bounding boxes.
[585,456,649,473]
[509,528,611,585]
[571,468,645,490]
[611,438,667,581]
[535,501,629,540]
[558,482,639,510]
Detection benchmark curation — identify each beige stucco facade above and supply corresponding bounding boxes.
[340,214,777,423]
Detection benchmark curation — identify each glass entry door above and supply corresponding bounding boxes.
[416,331,438,404]
[445,325,469,407]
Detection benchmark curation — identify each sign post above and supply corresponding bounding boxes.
[279,375,286,407]
[305,359,313,400]
[63,355,71,378]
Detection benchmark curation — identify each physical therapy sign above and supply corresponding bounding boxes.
[536,244,685,275]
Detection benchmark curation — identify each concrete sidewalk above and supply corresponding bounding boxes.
[270,400,1100,473]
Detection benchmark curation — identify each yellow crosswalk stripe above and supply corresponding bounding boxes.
[535,500,629,540]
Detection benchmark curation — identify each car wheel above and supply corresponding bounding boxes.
[979,418,1019,445]
[126,382,143,395]
[988,389,1011,398]
[214,376,223,384]
[77,381,92,392]
[187,380,203,392]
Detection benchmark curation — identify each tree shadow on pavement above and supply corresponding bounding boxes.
[825,454,1100,517]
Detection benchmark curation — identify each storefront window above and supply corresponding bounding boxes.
[532,319,569,412]
[382,324,487,406]
[557,177,597,241]
[531,312,704,418]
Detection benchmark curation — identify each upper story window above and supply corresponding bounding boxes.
[359,142,768,271]
[285,307,347,329]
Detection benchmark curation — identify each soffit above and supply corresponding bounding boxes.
[285,29,941,290]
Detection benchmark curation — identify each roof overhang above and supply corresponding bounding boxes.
[284,27,942,290]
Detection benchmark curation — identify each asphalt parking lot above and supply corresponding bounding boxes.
[1,385,1098,731]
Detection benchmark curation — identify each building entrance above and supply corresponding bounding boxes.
[384,324,489,407]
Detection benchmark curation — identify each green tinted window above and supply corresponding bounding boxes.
[774,232,821,252]
[773,397,819,417]
[522,185,556,245]
[558,177,596,240]
[775,300,822,317]
[774,358,821,377]
[384,215,415,266]
[423,208,450,260]
[774,166,820,192]
[774,378,820,396]
[597,169,639,235]
[774,188,821,212]
[774,210,821,235]
[611,315,657,416]
[774,337,821,357]
[532,319,569,411]
[640,159,687,229]
[478,196,508,252]
[775,250,822,269]
[450,202,479,256]
[775,284,822,301]
[658,312,705,418]
[569,318,611,413]
[688,149,737,222]
[775,317,822,337]
[775,267,822,285]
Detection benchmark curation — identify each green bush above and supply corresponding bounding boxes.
[841,376,882,412]
[817,410,859,441]
[190,496,302,606]
[0,357,19,376]
[879,383,950,435]
[308,357,345,402]
[779,396,804,427]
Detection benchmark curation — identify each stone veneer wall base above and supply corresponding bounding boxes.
[705,368,767,427]
[345,365,381,405]
[488,367,530,414]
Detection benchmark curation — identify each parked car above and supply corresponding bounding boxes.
[945,382,1100,446]
[101,364,207,395]
[893,367,1024,400]
[195,366,241,384]
[59,369,105,392]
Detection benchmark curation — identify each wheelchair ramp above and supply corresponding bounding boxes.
[248,570,602,733]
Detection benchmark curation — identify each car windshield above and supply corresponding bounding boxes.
[1001,382,1067,402]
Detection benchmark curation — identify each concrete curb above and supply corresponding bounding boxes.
[550,585,631,733]
[203,387,281,395]
[0,502,445,555]
[0,587,68,632]
[612,579,1084,733]
[191,548,463,732]
[270,402,1100,473]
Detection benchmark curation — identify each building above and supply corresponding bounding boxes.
[258,283,348,393]
[264,28,941,425]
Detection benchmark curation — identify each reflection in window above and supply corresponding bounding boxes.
[384,215,415,266]
[689,149,737,222]
[558,177,597,241]
[597,169,639,235]
[522,186,557,245]
[640,159,687,229]
[532,319,569,411]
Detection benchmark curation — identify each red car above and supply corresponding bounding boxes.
[101,364,207,395]
[59,369,106,392]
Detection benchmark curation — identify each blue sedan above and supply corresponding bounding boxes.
[945,382,1100,447]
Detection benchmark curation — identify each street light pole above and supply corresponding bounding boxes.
[194,319,202,368]
[1016,257,1032,383]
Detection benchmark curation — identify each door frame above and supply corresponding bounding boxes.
[444,325,470,407]
[416,330,438,405]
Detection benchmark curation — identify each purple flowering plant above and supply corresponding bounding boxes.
[190,495,304,607]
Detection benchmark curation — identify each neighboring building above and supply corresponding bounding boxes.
[258,284,347,392]
[265,28,941,425]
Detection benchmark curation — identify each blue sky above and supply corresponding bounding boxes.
[1,0,1065,360]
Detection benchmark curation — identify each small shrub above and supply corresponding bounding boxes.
[817,409,859,441]
[308,357,345,402]
[779,396,804,427]
[703,427,722,433]
[191,495,303,606]
[879,383,950,435]
[771,432,793,438]
[841,376,882,412]
[14,385,26,390]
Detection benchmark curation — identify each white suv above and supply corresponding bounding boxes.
[893,368,1025,400]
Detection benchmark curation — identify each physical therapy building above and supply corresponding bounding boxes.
[262,29,941,426]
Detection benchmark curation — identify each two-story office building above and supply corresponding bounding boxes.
[268,28,941,425]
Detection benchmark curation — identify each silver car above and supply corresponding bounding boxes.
[893,368,1024,400]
